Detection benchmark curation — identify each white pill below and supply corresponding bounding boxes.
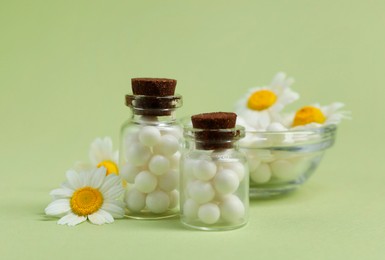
[149,155,170,176]
[247,149,275,163]
[126,143,151,167]
[198,203,220,224]
[138,126,161,147]
[219,194,245,223]
[188,180,215,204]
[146,190,170,214]
[182,159,197,178]
[158,170,179,192]
[168,190,179,209]
[290,156,311,175]
[193,160,217,181]
[162,127,183,140]
[247,156,261,173]
[267,122,287,131]
[169,151,181,169]
[124,127,140,146]
[213,169,239,195]
[183,199,199,219]
[220,162,246,181]
[120,164,141,184]
[154,134,179,157]
[250,163,272,183]
[271,160,296,181]
[124,188,146,212]
[134,171,157,193]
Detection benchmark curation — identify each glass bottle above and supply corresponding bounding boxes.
[120,78,182,219]
[180,114,249,230]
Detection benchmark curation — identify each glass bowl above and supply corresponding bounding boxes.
[239,124,337,198]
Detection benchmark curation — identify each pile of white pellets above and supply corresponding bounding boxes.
[245,149,316,184]
[182,155,247,225]
[121,125,182,214]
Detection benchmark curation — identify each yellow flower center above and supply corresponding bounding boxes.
[292,106,326,127]
[97,160,119,176]
[70,187,103,216]
[247,90,277,111]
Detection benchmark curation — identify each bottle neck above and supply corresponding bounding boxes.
[125,94,182,118]
[183,126,245,151]
[130,109,178,124]
[185,138,239,151]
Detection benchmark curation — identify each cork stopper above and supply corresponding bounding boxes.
[192,112,237,129]
[131,78,176,96]
[191,112,238,150]
[126,78,180,116]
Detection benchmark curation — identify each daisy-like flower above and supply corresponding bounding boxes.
[45,167,125,226]
[75,137,119,176]
[290,102,350,129]
[235,72,299,130]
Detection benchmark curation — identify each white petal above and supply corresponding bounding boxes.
[60,181,74,191]
[257,111,271,130]
[326,113,347,125]
[58,213,86,226]
[277,112,290,127]
[272,103,284,112]
[103,137,113,149]
[81,170,94,186]
[323,102,344,115]
[49,188,73,199]
[89,137,114,165]
[45,199,71,216]
[88,211,112,225]
[275,90,299,109]
[284,77,294,88]
[100,174,121,194]
[101,200,125,218]
[98,209,114,223]
[103,185,124,200]
[66,170,83,189]
[78,171,87,187]
[90,167,106,188]
[241,110,260,129]
[112,151,119,164]
[236,116,255,131]
[328,102,344,111]
[73,161,92,172]
[270,72,286,88]
[246,86,262,96]
[88,213,105,225]
[284,89,300,104]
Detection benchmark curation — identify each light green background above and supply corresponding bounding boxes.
[0,1,384,259]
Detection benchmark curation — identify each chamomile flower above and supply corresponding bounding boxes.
[235,72,299,130]
[290,102,350,129]
[45,167,125,226]
[75,137,119,176]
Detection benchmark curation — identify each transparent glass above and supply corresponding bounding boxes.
[180,125,249,231]
[119,95,182,219]
[239,124,337,198]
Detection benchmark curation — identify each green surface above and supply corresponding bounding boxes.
[1,1,384,259]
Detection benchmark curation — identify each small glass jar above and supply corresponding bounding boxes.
[120,94,183,219]
[180,124,249,230]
